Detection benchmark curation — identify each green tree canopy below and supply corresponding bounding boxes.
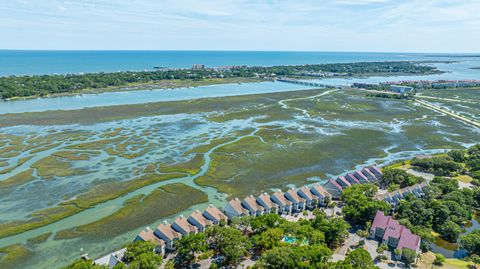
[250,213,286,233]
[62,259,107,269]
[253,228,285,252]
[460,230,480,256]
[122,241,161,269]
[401,248,417,265]
[123,241,156,263]
[256,244,332,269]
[381,168,423,188]
[341,184,390,228]
[128,252,162,269]
[343,248,378,269]
[174,232,207,267]
[311,211,350,248]
[207,226,251,266]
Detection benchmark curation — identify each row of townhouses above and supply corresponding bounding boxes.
[135,204,228,255]
[223,184,331,219]
[131,165,385,258]
[376,182,427,208]
[323,166,383,199]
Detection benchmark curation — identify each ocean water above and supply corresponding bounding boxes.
[0,50,448,76]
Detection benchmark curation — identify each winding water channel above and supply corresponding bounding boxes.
[0,59,479,268]
[0,128,261,248]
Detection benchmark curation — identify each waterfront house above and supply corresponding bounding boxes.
[284,189,306,212]
[297,186,316,209]
[271,191,293,214]
[354,170,370,183]
[310,184,331,206]
[256,193,279,214]
[345,173,361,185]
[135,229,166,255]
[154,223,181,250]
[324,179,343,200]
[361,167,378,182]
[172,216,198,235]
[94,248,126,269]
[335,176,352,188]
[224,198,249,219]
[388,85,414,94]
[203,204,228,225]
[369,165,383,179]
[242,195,266,216]
[187,210,213,232]
[369,211,421,260]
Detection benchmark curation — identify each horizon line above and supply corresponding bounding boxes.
[1,49,479,55]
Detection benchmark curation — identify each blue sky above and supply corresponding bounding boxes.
[1,0,479,52]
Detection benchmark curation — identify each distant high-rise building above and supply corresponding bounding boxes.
[191,64,205,70]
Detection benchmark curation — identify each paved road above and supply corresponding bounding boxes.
[415,99,480,128]
[417,94,479,104]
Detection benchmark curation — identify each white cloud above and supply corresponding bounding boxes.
[335,0,390,5]
[0,0,478,52]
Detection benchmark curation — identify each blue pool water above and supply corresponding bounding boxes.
[282,235,309,245]
[283,235,297,244]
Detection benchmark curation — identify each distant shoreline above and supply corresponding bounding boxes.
[426,55,480,58]
[3,77,266,102]
[0,61,444,100]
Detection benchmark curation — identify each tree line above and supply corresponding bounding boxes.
[0,61,439,99]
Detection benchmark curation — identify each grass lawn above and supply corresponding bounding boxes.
[417,252,474,269]
[384,160,412,170]
[454,174,473,183]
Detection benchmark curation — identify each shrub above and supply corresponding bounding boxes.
[433,253,445,266]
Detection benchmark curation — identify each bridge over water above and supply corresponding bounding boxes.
[277,78,341,89]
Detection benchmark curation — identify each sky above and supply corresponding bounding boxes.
[1,0,479,53]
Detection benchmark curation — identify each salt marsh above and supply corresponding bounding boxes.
[0,81,478,269]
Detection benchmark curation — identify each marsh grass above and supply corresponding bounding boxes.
[0,156,34,174]
[159,154,205,176]
[26,232,52,245]
[29,143,63,154]
[54,183,208,241]
[0,173,185,238]
[66,137,126,150]
[0,169,35,189]
[0,244,32,269]
[31,156,89,179]
[0,86,478,242]
[195,127,389,198]
[0,89,326,127]
[52,151,101,161]
[183,129,256,156]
